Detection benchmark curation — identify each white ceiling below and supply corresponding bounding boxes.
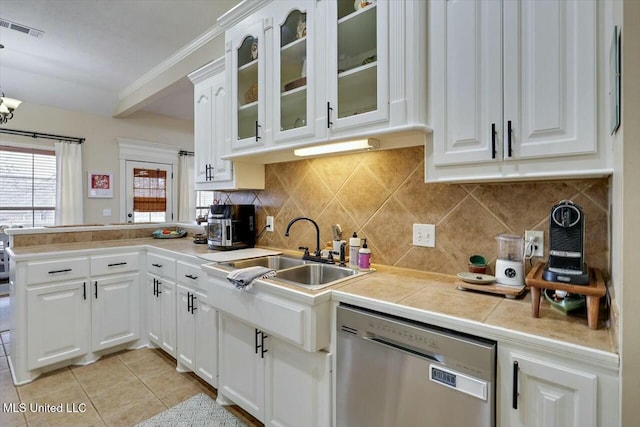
[0,0,240,120]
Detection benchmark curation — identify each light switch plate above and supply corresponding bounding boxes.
[413,224,435,247]
[102,208,112,217]
[266,216,274,232]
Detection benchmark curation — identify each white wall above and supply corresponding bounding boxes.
[0,102,194,224]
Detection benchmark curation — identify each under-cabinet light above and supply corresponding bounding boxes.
[293,138,380,157]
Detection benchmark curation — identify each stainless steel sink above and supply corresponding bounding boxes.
[224,255,307,270]
[275,263,362,290]
[221,255,370,290]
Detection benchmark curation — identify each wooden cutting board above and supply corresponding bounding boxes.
[197,248,282,263]
[456,281,526,299]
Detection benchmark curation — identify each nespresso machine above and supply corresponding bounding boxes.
[543,200,589,284]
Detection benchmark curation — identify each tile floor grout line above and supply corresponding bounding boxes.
[68,363,108,426]
[117,348,171,409]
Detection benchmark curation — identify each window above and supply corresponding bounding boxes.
[0,146,56,227]
[133,167,167,223]
[196,191,217,219]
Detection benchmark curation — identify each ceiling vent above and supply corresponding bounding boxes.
[0,18,44,38]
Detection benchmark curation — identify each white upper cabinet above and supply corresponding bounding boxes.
[428,0,609,182]
[190,58,264,190]
[227,17,268,152]
[271,1,317,144]
[218,0,428,161]
[325,0,388,133]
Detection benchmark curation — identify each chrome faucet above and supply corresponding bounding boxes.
[284,216,329,262]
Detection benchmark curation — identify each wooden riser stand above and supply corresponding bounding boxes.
[525,262,606,330]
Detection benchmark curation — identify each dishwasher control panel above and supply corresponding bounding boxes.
[430,364,488,401]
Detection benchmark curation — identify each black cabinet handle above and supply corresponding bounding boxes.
[185,274,198,280]
[151,263,162,268]
[507,120,513,158]
[48,268,72,274]
[94,281,98,299]
[187,292,192,312]
[512,361,519,410]
[491,123,496,159]
[260,332,268,359]
[327,102,333,128]
[83,282,86,300]
[152,278,157,297]
[107,262,127,267]
[191,294,197,314]
[156,279,162,295]
[255,121,261,141]
[255,328,260,354]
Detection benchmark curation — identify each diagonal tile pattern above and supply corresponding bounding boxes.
[215,146,610,276]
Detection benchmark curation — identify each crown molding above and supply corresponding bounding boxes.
[217,0,272,30]
[188,57,225,84]
[118,24,225,100]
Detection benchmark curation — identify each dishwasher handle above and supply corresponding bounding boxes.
[364,335,442,363]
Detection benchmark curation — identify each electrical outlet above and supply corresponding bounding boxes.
[413,224,435,247]
[525,230,544,257]
[102,208,111,217]
[266,216,274,232]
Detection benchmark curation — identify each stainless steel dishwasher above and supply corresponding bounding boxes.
[336,304,496,427]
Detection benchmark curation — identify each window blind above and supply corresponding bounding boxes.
[133,168,167,213]
[0,146,56,227]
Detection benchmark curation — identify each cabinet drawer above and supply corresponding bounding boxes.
[147,252,176,280]
[208,278,306,347]
[26,257,89,285]
[177,261,203,288]
[91,252,139,276]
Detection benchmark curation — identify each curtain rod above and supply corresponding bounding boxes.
[0,128,85,144]
[178,150,194,156]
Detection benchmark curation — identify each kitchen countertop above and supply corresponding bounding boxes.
[8,237,617,359]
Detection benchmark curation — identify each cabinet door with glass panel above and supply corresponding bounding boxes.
[227,18,267,152]
[326,0,389,133]
[271,1,317,144]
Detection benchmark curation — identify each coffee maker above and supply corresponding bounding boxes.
[543,200,589,285]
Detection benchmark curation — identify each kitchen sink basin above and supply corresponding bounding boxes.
[275,263,362,290]
[224,255,308,270]
[220,255,371,290]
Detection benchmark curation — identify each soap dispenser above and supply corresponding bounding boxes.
[358,238,371,271]
[349,232,360,268]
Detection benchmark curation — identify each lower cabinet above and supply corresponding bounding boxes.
[146,273,177,357]
[176,283,218,388]
[91,273,140,351]
[219,314,331,426]
[26,280,91,369]
[499,343,618,427]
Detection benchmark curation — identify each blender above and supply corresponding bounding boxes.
[495,234,524,287]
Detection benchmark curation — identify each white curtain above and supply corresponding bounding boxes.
[54,142,84,225]
[178,154,195,222]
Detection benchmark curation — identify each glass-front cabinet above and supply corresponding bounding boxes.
[272,1,316,144]
[326,0,388,132]
[227,19,266,151]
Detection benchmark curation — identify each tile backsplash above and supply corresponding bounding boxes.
[219,146,610,277]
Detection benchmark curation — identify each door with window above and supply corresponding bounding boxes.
[125,161,173,223]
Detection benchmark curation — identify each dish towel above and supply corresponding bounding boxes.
[227,266,276,290]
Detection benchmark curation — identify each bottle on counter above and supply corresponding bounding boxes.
[349,232,360,268]
[358,238,371,271]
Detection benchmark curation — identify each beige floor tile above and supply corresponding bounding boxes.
[116,347,164,366]
[25,403,105,427]
[0,367,15,394]
[90,379,157,419]
[73,358,138,397]
[140,369,199,400]
[22,383,91,423]
[125,353,175,379]
[0,355,8,372]
[0,406,26,427]
[16,368,78,401]
[102,395,166,427]
[158,382,205,407]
